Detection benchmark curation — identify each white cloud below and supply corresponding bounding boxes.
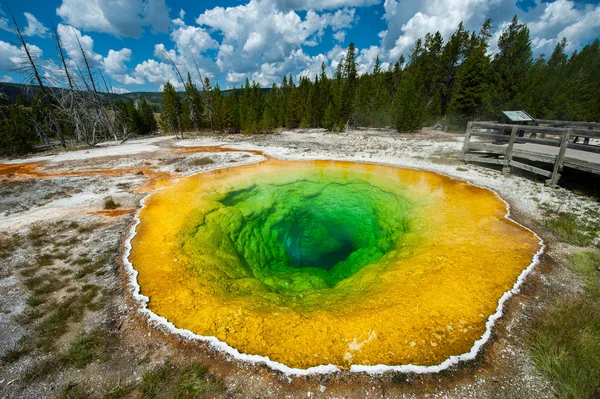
[8,0,595,94]
[122,74,145,85]
[274,0,379,11]
[112,86,130,94]
[382,0,493,61]
[333,30,346,42]
[1,75,14,82]
[170,23,218,55]
[104,48,132,75]
[23,12,48,37]
[54,24,138,87]
[0,40,43,72]
[226,71,246,84]
[57,24,103,68]
[0,9,11,33]
[356,45,381,75]
[528,0,600,54]
[56,0,171,37]
[123,59,181,88]
[196,0,357,76]
[380,0,600,62]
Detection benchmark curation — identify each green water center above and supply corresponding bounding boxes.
[181,176,414,294]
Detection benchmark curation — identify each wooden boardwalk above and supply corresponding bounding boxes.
[461,121,600,187]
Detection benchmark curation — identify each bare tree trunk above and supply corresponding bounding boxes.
[74,60,91,91]
[52,22,74,91]
[9,8,66,148]
[73,27,97,93]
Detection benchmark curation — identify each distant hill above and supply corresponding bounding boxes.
[0,82,270,106]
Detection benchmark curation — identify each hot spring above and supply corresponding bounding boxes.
[127,159,541,371]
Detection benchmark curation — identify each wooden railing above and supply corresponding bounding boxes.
[461,121,600,187]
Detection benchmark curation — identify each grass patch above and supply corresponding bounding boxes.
[67,221,80,229]
[139,363,223,399]
[71,257,91,266]
[140,364,174,399]
[34,300,78,352]
[27,224,47,241]
[0,233,21,258]
[27,294,47,307]
[530,250,600,399]
[36,253,55,266]
[190,157,214,166]
[56,380,91,399]
[1,336,33,363]
[540,211,599,247]
[14,308,43,325]
[23,355,61,382]
[77,222,103,234]
[20,266,41,277]
[175,364,223,398]
[567,251,600,296]
[24,274,62,296]
[74,254,110,279]
[62,329,110,368]
[104,197,121,210]
[105,383,135,399]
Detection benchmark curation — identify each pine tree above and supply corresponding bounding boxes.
[439,23,469,117]
[370,55,393,127]
[394,67,425,132]
[318,63,331,126]
[492,15,533,110]
[229,87,241,133]
[559,39,600,121]
[212,84,224,132]
[15,93,27,107]
[450,23,492,125]
[159,81,182,137]
[0,103,37,155]
[262,91,277,132]
[184,72,204,131]
[341,42,358,125]
[353,74,371,126]
[286,87,300,128]
[127,101,143,134]
[202,77,214,131]
[322,102,336,131]
[421,32,444,121]
[138,98,157,134]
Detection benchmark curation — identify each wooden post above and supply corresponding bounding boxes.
[502,125,518,174]
[461,122,473,161]
[546,128,571,187]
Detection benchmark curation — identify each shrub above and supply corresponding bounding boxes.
[103,197,121,210]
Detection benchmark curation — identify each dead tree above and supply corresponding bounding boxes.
[8,8,66,147]
[51,22,74,91]
[72,27,97,93]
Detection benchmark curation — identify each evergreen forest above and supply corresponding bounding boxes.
[158,17,600,135]
[1,15,600,156]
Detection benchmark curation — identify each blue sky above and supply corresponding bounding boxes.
[0,0,599,93]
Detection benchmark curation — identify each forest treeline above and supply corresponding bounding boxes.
[158,16,600,136]
[1,14,600,156]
